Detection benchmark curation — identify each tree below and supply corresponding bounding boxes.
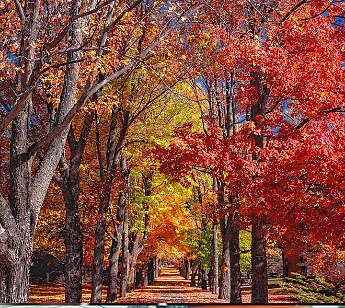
[0,0,209,302]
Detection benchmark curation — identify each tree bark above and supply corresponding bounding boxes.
[140,261,149,287]
[229,227,242,303]
[153,256,160,279]
[120,207,129,297]
[59,110,95,303]
[218,214,231,299]
[197,267,202,288]
[201,268,208,290]
[185,258,190,280]
[190,267,197,287]
[62,184,84,303]
[211,219,219,295]
[106,155,130,302]
[126,212,150,293]
[106,235,121,302]
[148,258,154,284]
[180,258,186,278]
[249,70,270,304]
[91,191,111,303]
[251,221,268,303]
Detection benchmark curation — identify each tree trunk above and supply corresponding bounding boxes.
[107,156,130,302]
[185,258,190,280]
[148,258,154,284]
[211,219,219,295]
[251,221,268,303]
[201,268,208,290]
[2,98,33,303]
[63,191,83,303]
[60,112,95,303]
[120,207,129,297]
[106,235,122,302]
[126,213,150,293]
[218,215,231,299]
[0,251,31,302]
[230,227,241,303]
[153,256,160,279]
[190,267,197,287]
[197,267,202,288]
[140,261,149,287]
[61,13,84,298]
[180,258,186,278]
[91,191,110,303]
[249,70,269,304]
[126,171,152,292]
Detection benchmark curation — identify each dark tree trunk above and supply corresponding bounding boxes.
[249,70,270,304]
[251,221,268,303]
[197,267,202,288]
[59,111,95,303]
[180,258,186,278]
[63,191,83,303]
[107,156,130,302]
[218,215,231,299]
[120,207,129,297]
[148,258,154,284]
[190,267,197,286]
[229,227,242,303]
[2,95,33,303]
[140,261,149,287]
[211,219,219,295]
[201,268,208,290]
[0,0,38,302]
[185,258,190,280]
[209,265,212,292]
[91,192,111,303]
[106,235,122,302]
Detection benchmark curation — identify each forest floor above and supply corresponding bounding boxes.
[30,267,298,303]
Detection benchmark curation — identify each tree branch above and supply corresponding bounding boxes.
[14,0,25,21]
[0,193,20,248]
[0,87,33,138]
[281,0,308,23]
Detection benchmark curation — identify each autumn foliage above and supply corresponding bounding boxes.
[1,0,345,304]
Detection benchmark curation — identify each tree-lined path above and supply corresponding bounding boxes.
[2,0,345,303]
[116,268,298,303]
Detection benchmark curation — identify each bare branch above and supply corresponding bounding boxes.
[105,227,115,241]
[14,0,25,21]
[52,173,63,189]
[0,87,33,138]
[281,0,309,23]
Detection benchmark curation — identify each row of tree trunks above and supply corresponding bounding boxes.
[91,108,129,303]
[136,256,157,289]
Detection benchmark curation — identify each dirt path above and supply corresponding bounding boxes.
[116,267,298,303]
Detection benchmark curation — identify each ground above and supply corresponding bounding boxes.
[29,268,298,303]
